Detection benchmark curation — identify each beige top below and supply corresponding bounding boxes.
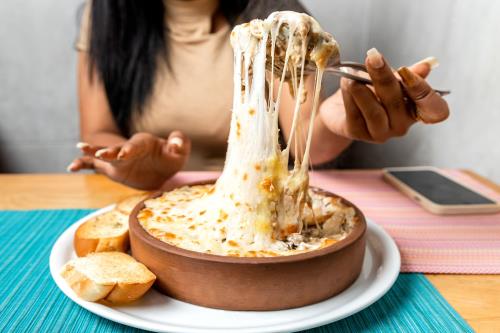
[76,0,233,170]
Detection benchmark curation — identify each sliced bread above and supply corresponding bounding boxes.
[60,252,156,303]
[74,210,129,257]
[116,193,149,215]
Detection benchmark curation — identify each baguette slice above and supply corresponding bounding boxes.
[74,210,129,257]
[60,252,156,303]
[116,193,149,215]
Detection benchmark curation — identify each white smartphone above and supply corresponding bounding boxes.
[382,166,500,215]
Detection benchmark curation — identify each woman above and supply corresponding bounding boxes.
[68,0,449,190]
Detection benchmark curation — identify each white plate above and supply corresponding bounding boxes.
[50,205,400,333]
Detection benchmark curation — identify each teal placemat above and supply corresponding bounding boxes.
[0,210,473,333]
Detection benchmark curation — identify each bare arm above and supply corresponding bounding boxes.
[78,51,126,146]
[70,52,191,190]
[279,51,450,166]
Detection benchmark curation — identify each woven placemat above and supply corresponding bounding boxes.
[0,209,472,332]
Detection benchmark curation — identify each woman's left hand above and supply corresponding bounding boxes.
[320,48,449,143]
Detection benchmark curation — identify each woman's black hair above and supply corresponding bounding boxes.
[88,0,249,134]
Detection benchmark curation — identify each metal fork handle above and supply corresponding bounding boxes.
[324,62,451,97]
[337,61,368,71]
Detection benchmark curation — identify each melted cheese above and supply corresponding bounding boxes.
[139,12,352,257]
[139,185,356,257]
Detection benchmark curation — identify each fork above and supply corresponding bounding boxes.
[319,61,450,97]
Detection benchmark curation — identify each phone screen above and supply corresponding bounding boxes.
[388,170,495,205]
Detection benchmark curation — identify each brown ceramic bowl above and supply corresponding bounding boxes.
[129,180,366,311]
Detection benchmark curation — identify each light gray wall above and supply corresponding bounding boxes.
[306,0,500,182]
[0,0,81,172]
[0,0,499,182]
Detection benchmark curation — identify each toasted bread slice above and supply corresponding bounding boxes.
[116,193,149,215]
[60,252,156,303]
[74,210,129,257]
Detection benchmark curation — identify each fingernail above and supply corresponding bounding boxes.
[76,142,89,149]
[169,137,183,148]
[367,48,384,69]
[66,163,76,172]
[397,66,419,87]
[419,56,439,70]
[95,148,107,158]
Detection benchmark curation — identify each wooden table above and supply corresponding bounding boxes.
[0,171,498,332]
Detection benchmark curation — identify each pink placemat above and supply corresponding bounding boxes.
[165,170,500,274]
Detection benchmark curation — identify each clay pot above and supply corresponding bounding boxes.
[129,180,366,311]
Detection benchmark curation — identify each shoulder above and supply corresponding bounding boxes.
[75,0,92,51]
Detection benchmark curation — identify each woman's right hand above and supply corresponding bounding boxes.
[67,131,191,190]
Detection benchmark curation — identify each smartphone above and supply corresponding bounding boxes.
[382,166,500,215]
